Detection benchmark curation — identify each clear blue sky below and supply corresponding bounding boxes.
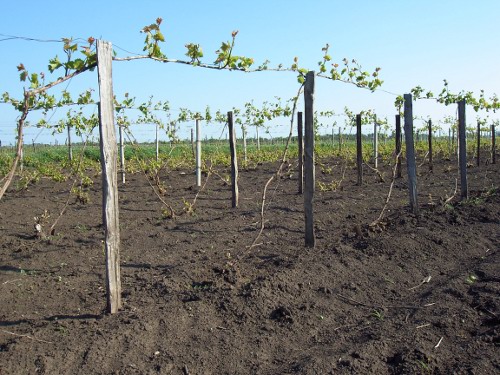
[1,0,499,144]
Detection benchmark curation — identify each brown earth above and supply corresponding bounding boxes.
[0,152,499,374]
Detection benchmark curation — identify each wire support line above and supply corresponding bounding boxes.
[112,44,143,57]
[0,33,90,44]
[0,33,62,43]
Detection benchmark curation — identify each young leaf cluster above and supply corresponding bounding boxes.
[395,80,499,113]
[141,18,166,59]
[315,44,383,91]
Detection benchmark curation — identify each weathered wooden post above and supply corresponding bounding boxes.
[304,71,315,248]
[373,115,378,168]
[298,111,304,194]
[452,127,456,154]
[476,120,481,167]
[196,118,201,188]
[395,114,402,178]
[19,143,24,173]
[356,114,363,185]
[242,125,247,166]
[118,123,125,184]
[338,127,342,152]
[404,94,419,215]
[67,123,73,162]
[448,127,453,153]
[190,128,195,159]
[428,119,433,172]
[227,111,239,208]
[96,40,121,314]
[155,122,159,162]
[492,123,496,164]
[458,99,468,200]
[256,127,261,151]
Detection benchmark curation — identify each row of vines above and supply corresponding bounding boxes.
[1,18,499,313]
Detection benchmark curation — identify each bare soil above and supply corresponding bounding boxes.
[1,152,499,374]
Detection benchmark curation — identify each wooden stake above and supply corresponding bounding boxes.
[304,71,316,248]
[428,119,433,172]
[404,94,419,215]
[196,119,201,188]
[228,111,239,208]
[155,122,159,162]
[298,111,304,194]
[256,127,261,151]
[20,143,23,173]
[452,127,456,154]
[458,100,468,200]
[373,115,378,169]
[448,128,452,153]
[396,114,402,178]
[492,123,496,164]
[356,114,363,185]
[191,128,195,159]
[338,127,342,152]
[476,120,480,167]
[242,125,247,166]
[96,40,121,314]
[67,123,73,162]
[118,124,125,184]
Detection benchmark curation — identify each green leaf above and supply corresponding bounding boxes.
[29,73,39,88]
[154,31,165,42]
[48,56,62,73]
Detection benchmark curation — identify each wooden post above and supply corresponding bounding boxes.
[448,127,453,153]
[304,71,315,248]
[338,127,342,152]
[256,127,261,151]
[196,119,201,187]
[373,116,378,169]
[395,114,402,178]
[191,128,195,159]
[458,100,468,200]
[476,120,481,167]
[428,119,433,172]
[356,114,363,185]
[298,111,304,194]
[118,124,125,184]
[491,123,496,164]
[67,123,73,162]
[96,40,121,314]
[227,112,239,208]
[404,94,419,215]
[155,122,159,162]
[452,127,456,154]
[242,125,247,166]
[20,143,24,173]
